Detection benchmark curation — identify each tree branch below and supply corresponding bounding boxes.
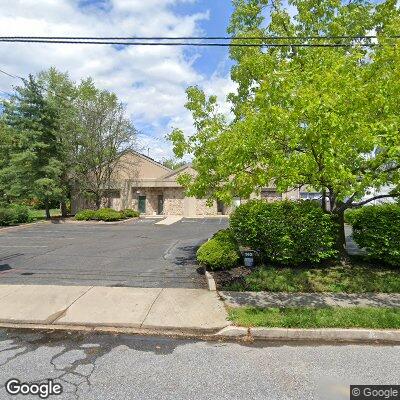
[350,193,400,208]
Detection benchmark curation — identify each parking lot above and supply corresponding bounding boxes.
[0,218,228,289]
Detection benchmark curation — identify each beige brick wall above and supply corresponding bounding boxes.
[164,188,184,215]
[131,188,164,215]
[196,199,218,216]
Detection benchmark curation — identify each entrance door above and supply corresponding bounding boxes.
[157,195,164,215]
[138,196,146,214]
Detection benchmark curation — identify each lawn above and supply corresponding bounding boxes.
[229,307,400,329]
[30,208,61,220]
[225,261,400,293]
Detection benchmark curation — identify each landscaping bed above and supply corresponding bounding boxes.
[228,307,400,329]
[215,260,400,293]
[74,208,139,222]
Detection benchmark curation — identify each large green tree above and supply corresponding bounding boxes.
[37,68,79,216]
[1,75,63,219]
[169,0,400,254]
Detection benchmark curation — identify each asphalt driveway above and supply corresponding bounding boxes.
[0,218,228,289]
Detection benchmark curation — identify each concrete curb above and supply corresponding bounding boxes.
[2,322,399,344]
[0,220,50,232]
[0,322,228,342]
[56,217,139,225]
[216,326,400,343]
[205,271,217,291]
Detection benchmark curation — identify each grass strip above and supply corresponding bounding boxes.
[226,264,400,293]
[229,307,400,329]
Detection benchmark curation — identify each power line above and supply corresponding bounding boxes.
[0,35,398,40]
[0,39,382,47]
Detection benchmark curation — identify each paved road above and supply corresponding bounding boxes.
[0,218,228,288]
[0,329,399,400]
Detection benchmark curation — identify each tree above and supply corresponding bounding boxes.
[37,68,79,216]
[72,79,137,209]
[1,75,63,219]
[161,157,186,170]
[0,118,13,204]
[169,0,400,256]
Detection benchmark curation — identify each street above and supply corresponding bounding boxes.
[0,329,399,400]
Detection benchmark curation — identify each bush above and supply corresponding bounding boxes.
[344,208,363,225]
[230,200,338,265]
[351,204,400,267]
[0,208,15,226]
[197,229,240,271]
[75,209,96,221]
[9,204,32,224]
[120,209,139,218]
[95,208,122,222]
[0,205,32,226]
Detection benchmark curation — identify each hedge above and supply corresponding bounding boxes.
[350,204,400,267]
[197,228,241,271]
[75,208,140,222]
[230,200,338,265]
[75,209,97,221]
[120,209,140,218]
[0,205,32,226]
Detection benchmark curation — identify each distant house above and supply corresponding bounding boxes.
[71,150,315,216]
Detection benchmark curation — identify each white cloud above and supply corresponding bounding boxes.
[0,0,235,161]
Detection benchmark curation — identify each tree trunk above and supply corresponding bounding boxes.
[60,201,68,218]
[322,189,327,212]
[333,209,347,260]
[95,196,101,210]
[45,202,51,220]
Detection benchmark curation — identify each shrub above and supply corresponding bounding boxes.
[9,204,32,224]
[351,204,400,267]
[0,205,32,226]
[120,209,139,218]
[197,229,240,271]
[0,208,15,226]
[75,209,96,221]
[344,208,363,225]
[230,200,338,265]
[95,208,122,222]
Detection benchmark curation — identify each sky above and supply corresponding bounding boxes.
[0,0,236,162]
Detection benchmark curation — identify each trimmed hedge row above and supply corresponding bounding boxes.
[75,208,140,222]
[196,228,241,271]
[230,200,338,266]
[350,204,400,267]
[0,204,32,226]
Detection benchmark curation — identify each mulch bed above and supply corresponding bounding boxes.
[210,266,253,290]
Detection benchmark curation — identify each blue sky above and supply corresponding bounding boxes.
[0,0,237,161]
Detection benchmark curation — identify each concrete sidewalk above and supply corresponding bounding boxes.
[220,291,400,308]
[0,285,229,332]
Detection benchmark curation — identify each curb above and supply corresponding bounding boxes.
[2,322,399,344]
[215,326,400,343]
[205,271,217,291]
[54,217,139,225]
[0,322,229,342]
[0,220,50,233]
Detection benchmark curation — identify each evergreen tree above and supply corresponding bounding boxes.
[2,75,63,219]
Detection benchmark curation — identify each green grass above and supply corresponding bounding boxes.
[30,209,61,220]
[229,307,400,329]
[226,263,400,293]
